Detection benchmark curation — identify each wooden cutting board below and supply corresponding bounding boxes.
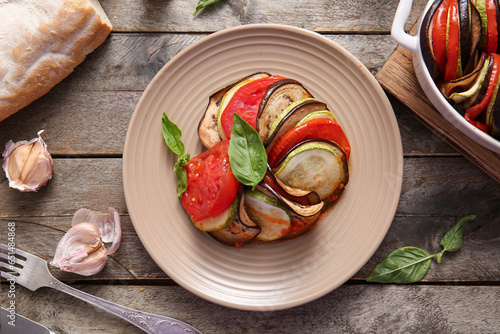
[376,44,500,183]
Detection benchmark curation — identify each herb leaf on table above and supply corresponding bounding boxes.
[367,215,476,284]
[194,0,224,15]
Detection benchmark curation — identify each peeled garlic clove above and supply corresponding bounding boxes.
[51,222,108,276]
[2,130,53,192]
[72,207,122,255]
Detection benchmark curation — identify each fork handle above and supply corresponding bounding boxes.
[48,280,202,334]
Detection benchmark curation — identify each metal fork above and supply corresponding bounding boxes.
[0,244,203,334]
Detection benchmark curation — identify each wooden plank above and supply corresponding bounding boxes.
[376,44,500,182]
[55,33,398,92]
[1,214,498,282]
[0,33,457,156]
[100,0,428,33]
[1,157,498,218]
[1,285,498,333]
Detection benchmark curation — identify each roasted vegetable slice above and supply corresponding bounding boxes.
[218,75,284,140]
[198,72,271,148]
[192,196,239,232]
[264,98,328,148]
[272,140,348,201]
[257,79,313,142]
[244,188,292,241]
[209,191,261,246]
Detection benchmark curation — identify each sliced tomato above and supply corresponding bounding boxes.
[181,140,240,222]
[220,75,283,139]
[432,0,451,76]
[267,118,351,167]
[465,53,500,132]
[484,0,499,54]
[444,0,461,81]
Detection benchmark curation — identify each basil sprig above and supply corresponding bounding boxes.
[228,114,267,188]
[194,0,224,15]
[367,215,476,284]
[161,113,190,199]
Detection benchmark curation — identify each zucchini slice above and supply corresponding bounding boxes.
[209,190,261,246]
[192,197,239,232]
[273,139,348,201]
[244,188,292,241]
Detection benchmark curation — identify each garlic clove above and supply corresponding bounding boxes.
[51,207,122,276]
[51,222,108,276]
[72,207,122,255]
[2,130,53,192]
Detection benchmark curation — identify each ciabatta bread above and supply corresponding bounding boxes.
[0,0,112,122]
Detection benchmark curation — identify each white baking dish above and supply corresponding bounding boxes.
[392,0,500,154]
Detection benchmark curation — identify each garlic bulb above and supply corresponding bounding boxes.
[2,130,53,192]
[51,207,122,276]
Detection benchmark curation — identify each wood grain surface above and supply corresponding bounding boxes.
[0,0,499,333]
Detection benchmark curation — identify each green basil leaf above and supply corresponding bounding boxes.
[193,0,223,15]
[175,167,188,199]
[228,114,267,188]
[161,113,189,198]
[367,247,436,284]
[440,215,476,253]
[161,113,184,156]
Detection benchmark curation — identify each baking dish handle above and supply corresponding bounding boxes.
[391,0,418,54]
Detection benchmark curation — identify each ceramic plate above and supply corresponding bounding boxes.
[123,24,403,311]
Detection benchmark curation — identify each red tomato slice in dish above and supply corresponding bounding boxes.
[181,140,240,222]
[220,75,284,139]
[431,0,451,76]
[267,118,351,167]
[444,0,461,82]
[484,0,499,54]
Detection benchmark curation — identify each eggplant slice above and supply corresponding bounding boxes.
[264,99,328,149]
[257,79,313,142]
[209,190,261,246]
[256,183,324,226]
[198,72,271,149]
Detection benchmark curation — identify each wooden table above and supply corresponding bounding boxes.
[1,0,499,332]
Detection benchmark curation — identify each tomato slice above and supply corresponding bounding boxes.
[181,140,240,222]
[444,0,461,81]
[220,75,284,139]
[267,118,351,167]
[484,0,498,54]
[432,0,451,76]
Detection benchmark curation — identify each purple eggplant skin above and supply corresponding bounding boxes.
[459,0,472,70]
[420,0,445,81]
[491,80,500,139]
[463,0,484,75]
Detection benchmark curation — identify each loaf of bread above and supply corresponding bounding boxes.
[0,0,112,122]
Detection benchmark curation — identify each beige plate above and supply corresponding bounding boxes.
[123,24,403,311]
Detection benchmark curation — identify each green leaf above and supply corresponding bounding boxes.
[228,114,267,188]
[367,247,436,284]
[438,215,476,259]
[161,113,189,198]
[193,0,223,15]
[161,113,184,156]
[175,167,188,199]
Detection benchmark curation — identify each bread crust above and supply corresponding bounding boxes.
[0,0,112,122]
